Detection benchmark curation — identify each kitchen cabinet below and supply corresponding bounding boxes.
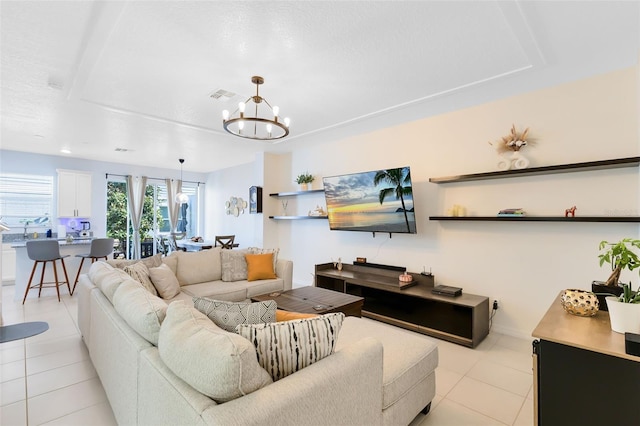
[2,243,16,283]
[58,170,92,217]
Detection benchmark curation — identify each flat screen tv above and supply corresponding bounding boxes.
[323,166,416,234]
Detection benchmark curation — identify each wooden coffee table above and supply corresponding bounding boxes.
[252,286,363,317]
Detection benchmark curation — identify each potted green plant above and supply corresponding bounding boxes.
[295,172,314,190]
[593,238,640,310]
[596,238,640,333]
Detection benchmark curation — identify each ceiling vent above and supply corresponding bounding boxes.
[114,147,132,152]
[209,89,237,102]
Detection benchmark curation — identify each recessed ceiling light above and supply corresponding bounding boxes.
[60,148,71,154]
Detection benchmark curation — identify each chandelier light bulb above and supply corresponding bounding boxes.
[284,117,291,127]
[266,123,273,134]
[222,110,229,120]
[238,102,245,113]
[272,106,279,117]
[238,121,245,130]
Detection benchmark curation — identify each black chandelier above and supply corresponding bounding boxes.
[222,76,290,141]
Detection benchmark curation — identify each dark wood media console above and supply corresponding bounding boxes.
[314,263,489,347]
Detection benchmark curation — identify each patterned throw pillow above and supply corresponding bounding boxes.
[247,247,280,271]
[220,249,249,282]
[122,262,158,296]
[236,312,344,381]
[193,297,277,332]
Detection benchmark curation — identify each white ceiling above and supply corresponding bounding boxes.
[1,1,638,173]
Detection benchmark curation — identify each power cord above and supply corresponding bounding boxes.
[489,300,498,331]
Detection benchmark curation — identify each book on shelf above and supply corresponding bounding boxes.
[497,208,526,217]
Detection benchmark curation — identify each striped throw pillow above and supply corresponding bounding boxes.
[236,312,344,381]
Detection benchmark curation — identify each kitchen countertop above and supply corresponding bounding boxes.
[11,237,94,248]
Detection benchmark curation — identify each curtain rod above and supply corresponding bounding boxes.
[105,173,204,185]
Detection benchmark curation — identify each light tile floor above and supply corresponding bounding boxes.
[1,284,534,426]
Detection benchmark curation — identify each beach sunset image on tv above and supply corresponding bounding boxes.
[323,166,416,233]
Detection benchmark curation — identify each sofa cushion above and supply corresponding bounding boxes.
[88,261,131,303]
[244,278,285,298]
[245,253,277,281]
[113,279,168,345]
[220,249,249,282]
[193,297,276,332]
[247,247,279,271]
[180,281,248,301]
[335,317,439,410]
[174,248,222,285]
[236,312,344,382]
[158,301,272,403]
[161,252,179,275]
[148,263,181,299]
[123,262,158,296]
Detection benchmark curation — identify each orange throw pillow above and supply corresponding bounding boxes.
[245,253,277,281]
[276,309,319,322]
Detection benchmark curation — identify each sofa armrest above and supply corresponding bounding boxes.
[275,259,293,291]
[203,337,383,426]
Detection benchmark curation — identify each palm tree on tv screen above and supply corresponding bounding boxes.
[373,167,412,232]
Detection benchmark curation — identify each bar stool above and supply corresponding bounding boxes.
[72,238,114,294]
[22,240,71,304]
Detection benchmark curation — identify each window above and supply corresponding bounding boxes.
[0,173,54,232]
[106,177,201,258]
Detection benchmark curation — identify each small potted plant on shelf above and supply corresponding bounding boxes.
[295,172,314,191]
[595,238,640,332]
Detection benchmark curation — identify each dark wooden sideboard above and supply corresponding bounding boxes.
[314,263,489,347]
[532,293,640,426]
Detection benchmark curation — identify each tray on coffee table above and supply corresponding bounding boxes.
[252,286,363,317]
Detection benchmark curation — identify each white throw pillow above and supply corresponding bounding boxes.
[220,249,249,282]
[113,279,167,345]
[158,301,272,403]
[236,312,344,382]
[148,263,181,299]
[192,297,276,331]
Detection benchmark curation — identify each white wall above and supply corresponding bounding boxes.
[275,66,640,339]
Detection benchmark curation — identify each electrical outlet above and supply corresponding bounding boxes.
[493,300,499,310]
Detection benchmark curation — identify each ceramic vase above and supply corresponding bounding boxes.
[606,297,640,333]
[560,289,599,317]
[511,151,530,169]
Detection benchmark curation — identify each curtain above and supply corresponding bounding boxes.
[126,175,147,259]
[165,178,182,233]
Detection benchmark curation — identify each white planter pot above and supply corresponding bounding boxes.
[605,297,640,334]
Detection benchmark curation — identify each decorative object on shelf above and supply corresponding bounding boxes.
[221,76,290,141]
[249,186,263,214]
[281,200,288,215]
[489,124,532,170]
[308,205,326,217]
[564,205,577,217]
[225,197,248,217]
[333,257,343,271]
[446,204,466,217]
[399,272,413,283]
[295,172,314,191]
[175,159,189,204]
[560,289,599,317]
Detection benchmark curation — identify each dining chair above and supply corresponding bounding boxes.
[168,232,187,253]
[72,238,114,294]
[214,235,235,249]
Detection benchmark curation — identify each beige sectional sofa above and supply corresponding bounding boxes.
[77,248,438,425]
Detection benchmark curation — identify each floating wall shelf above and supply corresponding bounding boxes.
[429,157,640,184]
[269,189,325,197]
[269,215,328,220]
[429,216,640,223]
